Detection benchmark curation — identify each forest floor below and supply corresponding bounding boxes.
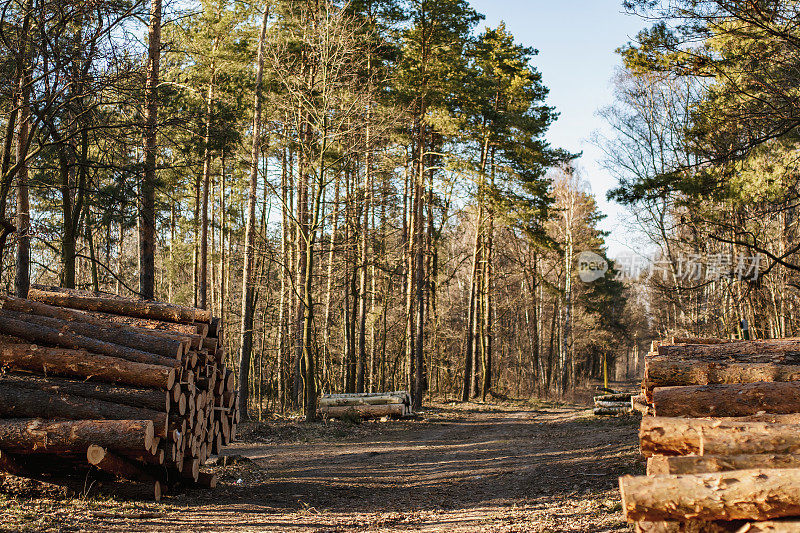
[0,399,642,532]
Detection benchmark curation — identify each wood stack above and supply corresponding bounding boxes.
[0,286,237,500]
[619,336,800,532]
[318,391,411,418]
[593,390,634,416]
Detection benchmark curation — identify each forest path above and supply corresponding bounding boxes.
[1,402,641,532]
[101,402,640,532]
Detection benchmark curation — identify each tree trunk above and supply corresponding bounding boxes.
[139,0,161,299]
[238,4,269,422]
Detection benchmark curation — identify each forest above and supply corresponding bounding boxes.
[0,0,648,421]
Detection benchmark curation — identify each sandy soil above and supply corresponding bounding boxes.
[0,400,642,532]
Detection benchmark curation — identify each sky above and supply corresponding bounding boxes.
[469,0,650,258]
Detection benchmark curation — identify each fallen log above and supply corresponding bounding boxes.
[0,314,181,368]
[0,419,153,454]
[320,403,405,418]
[29,286,212,325]
[652,381,800,417]
[0,341,176,389]
[0,383,168,437]
[619,468,800,521]
[639,415,800,456]
[647,454,800,476]
[0,373,171,413]
[658,339,800,360]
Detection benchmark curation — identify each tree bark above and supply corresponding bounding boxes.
[620,468,800,522]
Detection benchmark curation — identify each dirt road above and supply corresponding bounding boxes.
[1,401,641,532]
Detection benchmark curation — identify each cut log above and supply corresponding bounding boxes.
[647,454,800,476]
[0,419,153,454]
[0,341,175,389]
[196,471,217,488]
[736,521,800,532]
[653,382,800,417]
[670,337,739,345]
[644,358,800,400]
[0,295,198,350]
[0,373,170,413]
[87,445,162,484]
[28,285,212,325]
[594,393,634,402]
[658,339,800,360]
[0,383,168,437]
[594,407,633,416]
[0,448,29,476]
[619,468,800,521]
[700,422,800,455]
[632,394,653,416]
[0,314,181,368]
[180,457,199,481]
[639,415,800,456]
[320,403,405,418]
[633,521,744,532]
[0,306,184,360]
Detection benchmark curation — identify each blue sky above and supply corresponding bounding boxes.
[469,0,649,257]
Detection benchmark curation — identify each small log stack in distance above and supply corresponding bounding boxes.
[0,285,238,500]
[318,391,412,418]
[618,335,800,532]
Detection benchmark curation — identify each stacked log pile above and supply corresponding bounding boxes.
[318,391,411,418]
[0,286,237,500]
[593,390,634,416]
[618,336,800,532]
